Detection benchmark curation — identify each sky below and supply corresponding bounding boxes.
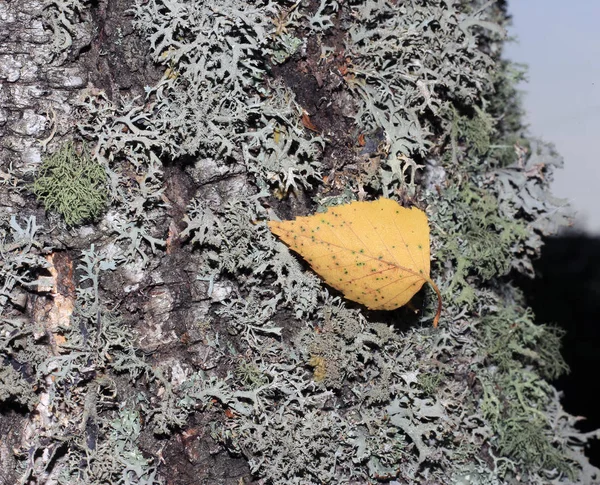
[504,1,600,234]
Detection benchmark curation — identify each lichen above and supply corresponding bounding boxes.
[5,0,598,483]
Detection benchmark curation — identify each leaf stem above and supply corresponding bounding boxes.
[428,279,443,328]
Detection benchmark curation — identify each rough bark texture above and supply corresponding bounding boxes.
[0,0,253,483]
[1,0,597,484]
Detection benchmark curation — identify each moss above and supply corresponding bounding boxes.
[235,361,269,389]
[475,300,572,476]
[418,371,444,396]
[447,104,496,159]
[32,143,108,226]
[433,183,528,307]
[480,303,568,380]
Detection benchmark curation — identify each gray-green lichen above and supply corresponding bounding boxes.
[2,0,597,484]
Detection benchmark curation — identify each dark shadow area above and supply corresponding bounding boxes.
[518,233,600,467]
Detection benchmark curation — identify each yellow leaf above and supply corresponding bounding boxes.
[268,198,442,327]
